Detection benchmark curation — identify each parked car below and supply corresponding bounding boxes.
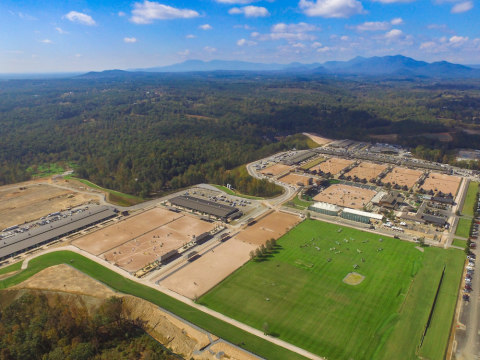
[463,294,470,301]
[467,266,474,270]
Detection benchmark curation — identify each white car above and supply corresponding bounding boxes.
[467,266,475,271]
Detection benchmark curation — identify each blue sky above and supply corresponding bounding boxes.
[1,0,479,72]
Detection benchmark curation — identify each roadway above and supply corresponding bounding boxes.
[20,245,324,360]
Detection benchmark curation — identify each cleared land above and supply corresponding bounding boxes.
[345,162,387,180]
[259,164,292,176]
[313,184,377,210]
[382,167,423,188]
[0,182,97,230]
[461,181,479,217]
[278,173,313,186]
[74,208,183,255]
[200,219,464,360]
[311,157,353,175]
[235,211,301,246]
[159,239,256,299]
[421,172,461,196]
[303,133,332,145]
[0,251,305,360]
[103,215,215,273]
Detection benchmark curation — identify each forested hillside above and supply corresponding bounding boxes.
[0,293,180,360]
[1,72,480,196]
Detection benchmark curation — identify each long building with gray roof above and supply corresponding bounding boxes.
[168,195,242,221]
[0,206,117,262]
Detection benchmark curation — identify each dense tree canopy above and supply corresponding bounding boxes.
[1,72,479,196]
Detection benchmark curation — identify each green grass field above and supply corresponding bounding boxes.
[199,219,464,360]
[456,217,472,238]
[300,157,325,170]
[26,162,76,178]
[452,238,467,248]
[462,181,479,217]
[0,251,307,360]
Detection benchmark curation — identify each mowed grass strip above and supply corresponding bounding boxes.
[452,238,467,248]
[456,217,472,238]
[462,181,479,217]
[0,251,307,360]
[199,219,464,360]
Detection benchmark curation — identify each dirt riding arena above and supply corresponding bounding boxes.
[235,211,301,246]
[0,182,97,230]
[311,157,354,175]
[421,172,461,195]
[313,184,377,209]
[74,208,183,255]
[278,173,313,186]
[345,162,387,180]
[103,216,215,273]
[159,239,256,299]
[259,163,291,176]
[382,167,423,189]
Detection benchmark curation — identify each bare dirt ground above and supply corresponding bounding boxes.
[8,264,255,360]
[235,211,301,246]
[345,162,387,180]
[382,167,423,188]
[159,239,256,299]
[259,163,291,176]
[0,182,97,230]
[311,157,354,175]
[342,272,365,285]
[12,264,116,298]
[103,215,215,273]
[303,132,332,145]
[278,173,313,186]
[421,172,462,195]
[313,184,377,209]
[74,208,183,255]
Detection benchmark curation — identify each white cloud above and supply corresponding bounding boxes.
[340,35,349,40]
[186,34,196,39]
[75,54,82,57]
[216,0,260,3]
[252,22,319,42]
[391,17,403,25]
[199,24,213,30]
[385,29,403,39]
[55,27,67,34]
[64,11,96,26]
[203,46,217,53]
[420,41,437,50]
[237,38,258,46]
[449,35,468,46]
[311,41,323,48]
[124,37,137,43]
[299,0,365,18]
[317,46,331,52]
[130,1,199,24]
[118,11,126,17]
[354,21,390,31]
[229,6,270,17]
[178,49,190,56]
[292,42,306,48]
[371,0,414,3]
[40,39,53,44]
[451,1,473,13]
[234,24,253,30]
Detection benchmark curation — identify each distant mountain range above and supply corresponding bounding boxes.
[82,55,480,79]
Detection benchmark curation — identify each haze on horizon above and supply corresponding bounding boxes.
[1,0,479,73]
